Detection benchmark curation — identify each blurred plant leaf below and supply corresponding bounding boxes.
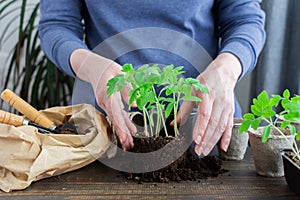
[0,0,74,110]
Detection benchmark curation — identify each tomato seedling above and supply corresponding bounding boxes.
[107,63,208,137]
[239,89,300,160]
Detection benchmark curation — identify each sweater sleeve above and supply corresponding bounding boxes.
[215,0,266,80]
[38,0,88,77]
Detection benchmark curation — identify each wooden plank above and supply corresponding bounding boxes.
[0,148,298,199]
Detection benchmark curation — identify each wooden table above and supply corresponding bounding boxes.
[0,148,299,200]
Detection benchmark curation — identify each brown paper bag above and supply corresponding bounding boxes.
[0,104,116,192]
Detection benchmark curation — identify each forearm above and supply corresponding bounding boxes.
[38,0,87,77]
[216,0,266,80]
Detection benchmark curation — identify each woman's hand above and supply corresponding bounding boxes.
[174,53,242,156]
[70,49,136,151]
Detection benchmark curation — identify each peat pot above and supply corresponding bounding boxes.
[218,118,249,160]
[248,127,294,177]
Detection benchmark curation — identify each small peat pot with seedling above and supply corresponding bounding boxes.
[218,118,249,161]
[107,63,227,183]
[239,89,300,195]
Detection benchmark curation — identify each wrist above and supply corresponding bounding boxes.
[213,53,242,84]
[70,49,91,72]
[70,49,115,87]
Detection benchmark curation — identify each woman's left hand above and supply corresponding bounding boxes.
[174,53,242,156]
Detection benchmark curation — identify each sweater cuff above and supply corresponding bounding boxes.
[55,41,88,78]
[220,40,255,81]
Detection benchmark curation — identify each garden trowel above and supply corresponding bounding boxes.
[0,89,77,134]
[0,109,53,133]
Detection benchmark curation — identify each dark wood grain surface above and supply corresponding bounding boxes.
[0,148,299,200]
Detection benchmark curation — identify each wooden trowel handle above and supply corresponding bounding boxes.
[1,89,55,129]
[0,110,23,126]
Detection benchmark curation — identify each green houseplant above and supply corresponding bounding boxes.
[0,0,74,110]
[239,89,300,194]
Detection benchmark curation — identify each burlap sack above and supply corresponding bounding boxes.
[0,104,116,192]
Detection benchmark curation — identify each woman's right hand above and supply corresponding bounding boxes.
[70,49,136,150]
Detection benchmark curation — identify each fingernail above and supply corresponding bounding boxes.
[132,101,137,107]
[170,120,174,126]
[223,144,229,152]
[195,147,201,156]
[119,137,123,143]
[199,146,204,154]
[202,148,209,156]
[194,135,201,145]
[195,146,203,156]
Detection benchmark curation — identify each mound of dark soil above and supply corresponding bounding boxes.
[125,136,227,183]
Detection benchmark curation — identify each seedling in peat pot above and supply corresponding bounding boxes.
[239,89,300,160]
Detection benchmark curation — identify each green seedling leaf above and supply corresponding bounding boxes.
[250,104,261,116]
[147,105,156,111]
[107,76,123,96]
[135,71,143,84]
[292,95,300,101]
[287,124,296,135]
[165,87,174,96]
[106,76,118,87]
[284,112,300,123]
[174,66,185,73]
[283,113,292,121]
[257,90,270,108]
[251,117,262,130]
[137,64,149,72]
[182,84,192,96]
[239,120,251,134]
[200,85,209,93]
[181,96,202,102]
[117,78,126,91]
[280,121,289,130]
[185,78,199,85]
[239,114,261,134]
[262,108,276,118]
[283,89,290,99]
[106,85,116,98]
[284,101,300,113]
[136,98,144,110]
[165,102,175,119]
[163,64,174,71]
[193,82,209,93]
[148,66,161,76]
[296,129,300,141]
[243,113,255,120]
[170,75,177,85]
[148,74,160,83]
[262,125,271,143]
[128,88,139,105]
[270,94,281,106]
[106,74,126,96]
[122,63,134,72]
[252,98,261,109]
[157,96,167,102]
[159,97,174,104]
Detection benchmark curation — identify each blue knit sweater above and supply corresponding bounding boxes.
[38,0,266,115]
